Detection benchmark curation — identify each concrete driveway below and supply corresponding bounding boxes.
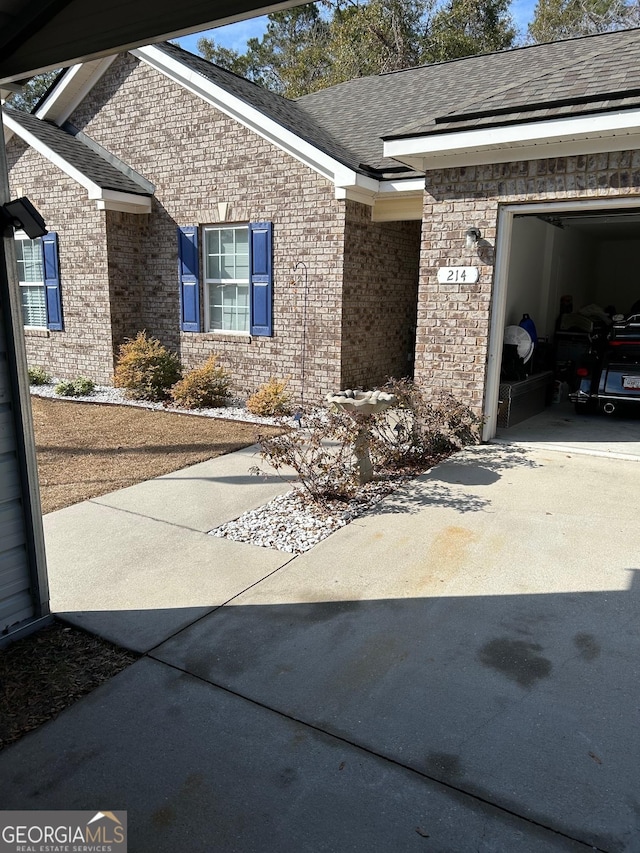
[1,443,638,851]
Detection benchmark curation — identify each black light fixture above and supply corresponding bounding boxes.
[1,196,47,238]
[465,227,482,249]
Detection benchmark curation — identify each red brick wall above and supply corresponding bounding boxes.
[415,154,640,415]
[341,201,421,389]
[6,138,115,383]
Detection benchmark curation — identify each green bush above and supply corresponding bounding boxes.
[246,377,292,417]
[54,376,95,397]
[169,355,231,409]
[28,366,51,385]
[114,331,182,401]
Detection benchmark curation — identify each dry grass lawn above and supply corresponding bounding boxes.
[32,396,282,514]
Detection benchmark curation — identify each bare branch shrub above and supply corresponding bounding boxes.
[257,380,481,505]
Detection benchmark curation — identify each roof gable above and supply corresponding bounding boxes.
[3,105,153,212]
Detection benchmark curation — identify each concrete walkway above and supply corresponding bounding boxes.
[1,442,639,851]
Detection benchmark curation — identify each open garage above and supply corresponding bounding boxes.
[490,200,640,457]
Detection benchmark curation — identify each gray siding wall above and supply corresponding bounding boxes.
[0,304,35,634]
[1,117,50,641]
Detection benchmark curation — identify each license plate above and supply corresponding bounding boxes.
[622,375,640,389]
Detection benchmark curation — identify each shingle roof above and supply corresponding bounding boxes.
[13,28,640,187]
[296,27,640,169]
[154,42,370,175]
[3,105,152,195]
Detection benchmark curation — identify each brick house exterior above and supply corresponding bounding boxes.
[5,48,421,399]
[415,155,640,415]
[5,28,640,435]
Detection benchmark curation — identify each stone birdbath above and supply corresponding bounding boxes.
[325,389,397,484]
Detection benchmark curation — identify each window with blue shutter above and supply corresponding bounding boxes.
[178,226,201,332]
[249,221,273,337]
[42,232,63,331]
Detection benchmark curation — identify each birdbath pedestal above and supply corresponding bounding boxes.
[325,389,397,484]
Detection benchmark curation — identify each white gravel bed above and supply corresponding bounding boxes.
[29,382,287,426]
[209,479,404,554]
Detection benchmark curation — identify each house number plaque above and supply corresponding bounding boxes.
[437,266,479,284]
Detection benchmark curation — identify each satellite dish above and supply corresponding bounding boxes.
[504,325,534,363]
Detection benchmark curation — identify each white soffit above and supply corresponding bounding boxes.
[35,56,117,124]
[384,109,640,170]
[3,109,151,212]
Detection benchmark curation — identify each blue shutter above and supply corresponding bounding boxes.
[178,226,201,332]
[250,221,273,337]
[42,232,63,331]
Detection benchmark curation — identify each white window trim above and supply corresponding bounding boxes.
[203,224,250,335]
[14,230,47,330]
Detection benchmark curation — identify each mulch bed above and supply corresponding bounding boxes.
[0,620,137,751]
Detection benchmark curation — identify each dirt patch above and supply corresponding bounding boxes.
[32,396,281,514]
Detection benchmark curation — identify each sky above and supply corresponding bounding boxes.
[176,0,538,56]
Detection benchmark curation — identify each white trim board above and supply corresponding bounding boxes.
[132,44,366,194]
[133,44,429,206]
[385,110,640,170]
[35,57,117,125]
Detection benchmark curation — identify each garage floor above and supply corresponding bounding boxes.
[494,401,640,460]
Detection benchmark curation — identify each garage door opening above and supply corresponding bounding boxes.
[486,204,640,459]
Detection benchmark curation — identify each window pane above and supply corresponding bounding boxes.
[221,255,235,279]
[206,255,220,279]
[210,305,222,330]
[15,238,44,283]
[21,285,47,327]
[235,229,248,252]
[220,229,235,254]
[205,229,220,255]
[235,257,249,279]
[237,284,249,307]
[222,286,235,308]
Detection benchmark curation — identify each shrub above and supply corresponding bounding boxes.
[114,331,182,401]
[372,378,482,468]
[169,355,231,409]
[257,382,481,505]
[246,377,292,417]
[257,408,362,505]
[28,366,51,385]
[54,376,95,397]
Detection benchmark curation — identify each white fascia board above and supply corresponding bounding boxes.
[35,56,117,125]
[384,109,640,168]
[339,175,424,208]
[91,189,152,213]
[132,44,367,191]
[378,177,425,194]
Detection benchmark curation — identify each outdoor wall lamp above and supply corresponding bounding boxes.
[465,227,482,249]
[0,196,47,238]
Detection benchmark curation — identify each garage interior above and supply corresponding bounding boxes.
[494,207,640,459]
